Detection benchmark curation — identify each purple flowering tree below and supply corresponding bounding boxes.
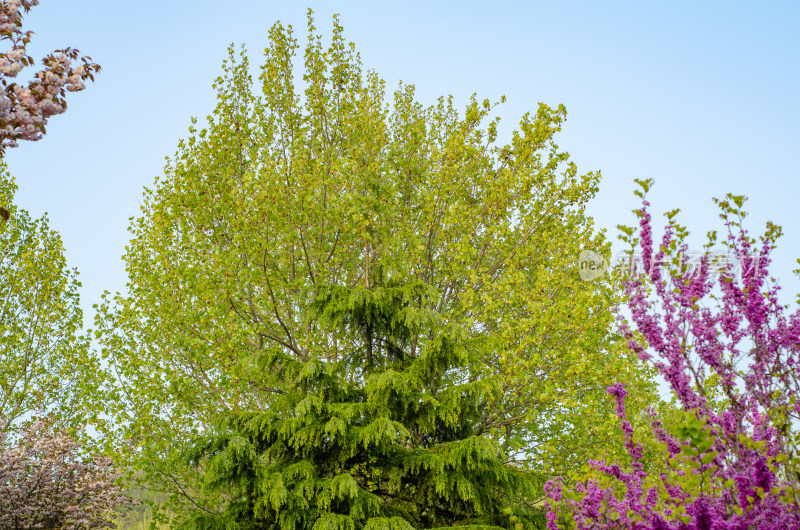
[0,0,99,153]
[546,180,800,529]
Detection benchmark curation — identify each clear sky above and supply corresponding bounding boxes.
[4,1,800,321]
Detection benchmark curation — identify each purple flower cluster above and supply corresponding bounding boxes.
[546,192,800,529]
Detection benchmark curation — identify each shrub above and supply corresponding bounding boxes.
[0,419,129,529]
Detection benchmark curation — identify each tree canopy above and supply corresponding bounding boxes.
[0,163,98,431]
[94,12,657,522]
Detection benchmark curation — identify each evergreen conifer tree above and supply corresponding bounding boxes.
[183,271,543,529]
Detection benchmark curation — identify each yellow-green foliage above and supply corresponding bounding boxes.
[93,11,657,524]
[0,163,99,431]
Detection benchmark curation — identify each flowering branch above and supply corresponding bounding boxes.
[0,0,100,154]
[0,419,130,529]
[546,182,800,529]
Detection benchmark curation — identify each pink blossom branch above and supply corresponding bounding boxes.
[0,0,100,154]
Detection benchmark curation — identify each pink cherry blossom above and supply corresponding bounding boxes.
[0,0,100,153]
[0,420,130,529]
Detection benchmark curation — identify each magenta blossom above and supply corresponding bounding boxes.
[547,184,800,529]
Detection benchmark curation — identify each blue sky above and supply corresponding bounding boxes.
[5,1,800,319]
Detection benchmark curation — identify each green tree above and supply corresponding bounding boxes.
[95,12,657,519]
[184,275,543,529]
[0,163,99,431]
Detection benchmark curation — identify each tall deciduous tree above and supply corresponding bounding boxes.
[0,2,118,524]
[95,12,657,519]
[0,163,99,431]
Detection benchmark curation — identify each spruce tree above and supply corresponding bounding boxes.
[183,272,543,529]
